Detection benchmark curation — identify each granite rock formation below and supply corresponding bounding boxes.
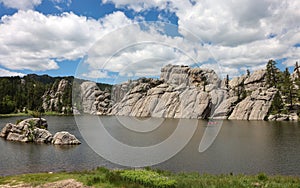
[0,118,80,145]
[77,64,285,121]
[42,79,71,112]
[80,81,112,115]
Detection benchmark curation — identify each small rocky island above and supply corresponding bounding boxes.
[0,118,80,145]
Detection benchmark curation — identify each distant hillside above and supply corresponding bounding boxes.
[1,60,300,121]
[0,74,111,114]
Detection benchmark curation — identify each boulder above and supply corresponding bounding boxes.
[52,132,81,145]
[0,123,14,138]
[268,113,299,121]
[6,132,29,142]
[17,118,48,129]
[33,128,53,143]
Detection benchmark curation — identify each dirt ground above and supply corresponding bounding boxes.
[0,179,89,188]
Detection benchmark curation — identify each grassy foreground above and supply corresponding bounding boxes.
[0,167,300,188]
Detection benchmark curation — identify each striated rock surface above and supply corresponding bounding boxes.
[1,118,52,143]
[213,96,239,119]
[42,79,72,112]
[80,81,112,115]
[52,131,81,145]
[111,65,225,119]
[228,88,278,120]
[244,69,267,91]
[77,65,285,121]
[0,118,80,145]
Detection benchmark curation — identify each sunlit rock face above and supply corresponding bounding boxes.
[78,64,282,120]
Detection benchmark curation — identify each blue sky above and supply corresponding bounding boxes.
[0,0,299,83]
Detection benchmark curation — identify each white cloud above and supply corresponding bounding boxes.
[0,68,25,77]
[82,70,109,79]
[51,0,72,7]
[103,0,300,71]
[0,10,133,71]
[2,0,300,80]
[0,0,42,10]
[83,22,217,80]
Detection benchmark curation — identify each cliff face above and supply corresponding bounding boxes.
[107,65,276,120]
[110,65,225,119]
[80,81,112,115]
[77,64,281,120]
[42,79,72,113]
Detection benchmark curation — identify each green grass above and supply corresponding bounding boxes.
[0,111,71,117]
[0,112,30,117]
[0,168,299,188]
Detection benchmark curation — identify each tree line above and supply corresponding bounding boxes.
[0,74,73,114]
[0,74,112,114]
[266,60,300,114]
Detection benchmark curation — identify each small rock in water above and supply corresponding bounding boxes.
[52,131,81,145]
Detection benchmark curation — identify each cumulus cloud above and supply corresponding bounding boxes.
[2,0,300,80]
[103,0,300,71]
[0,0,42,10]
[82,22,218,80]
[0,68,25,77]
[0,10,132,71]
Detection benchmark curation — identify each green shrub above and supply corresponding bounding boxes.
[120,169,177,188]
[30,111,42,118]
[257,173,268,181]
[16,119,24,125]
[86,175,101,186]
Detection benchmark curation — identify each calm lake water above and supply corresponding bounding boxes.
[0,116,299,176]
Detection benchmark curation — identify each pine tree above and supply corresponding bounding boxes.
[295,61,300,77]
[246,69,250,77]
[294,62,300,102]
[282,68,293,110]
[270,92,284,114]
[225,74,229,88]
[266,59,279,88]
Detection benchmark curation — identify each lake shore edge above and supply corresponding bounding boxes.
[0,113,299,122]
[1,167,300,188]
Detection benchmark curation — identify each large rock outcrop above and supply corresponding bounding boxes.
[78,65,281,121]
[80,81,112,115]
[111,65,225,119]
[0,118,80,145]
[42,79,72,112]
[228,87,278,120]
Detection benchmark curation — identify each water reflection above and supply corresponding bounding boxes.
[0,116,299,176]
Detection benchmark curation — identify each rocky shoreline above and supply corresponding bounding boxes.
[0,118,81,145]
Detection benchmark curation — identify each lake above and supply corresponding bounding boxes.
[0,116,299,176]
